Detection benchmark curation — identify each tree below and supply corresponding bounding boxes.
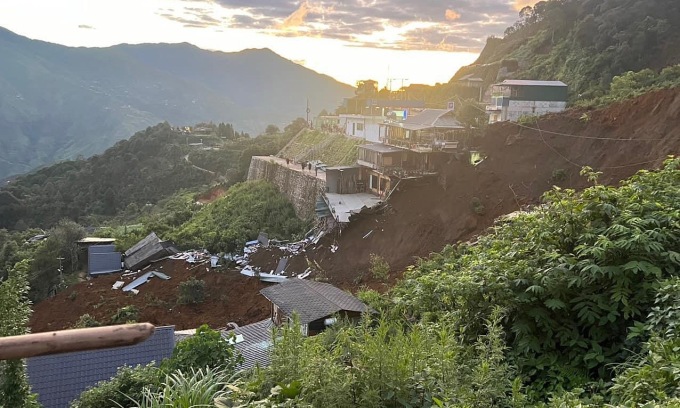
[162,325,243,374]
[0,259,40,408]
[265,124,280,135]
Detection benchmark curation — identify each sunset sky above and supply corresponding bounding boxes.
[0,0,538,88]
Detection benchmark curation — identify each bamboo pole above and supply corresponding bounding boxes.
[0,323,155,360]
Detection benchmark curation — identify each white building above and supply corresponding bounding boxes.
[338,114,384,142]
[486,80,568,124]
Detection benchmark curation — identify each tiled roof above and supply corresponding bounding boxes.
[224,319,276,370]
[27,326,175,408]
[260,280,368,324]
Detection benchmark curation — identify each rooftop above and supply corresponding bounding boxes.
[225,319,276,370]
[359,143,407,154]
[324,192,383,223]
[260,279,369,324]
[386,109,465,131]
[496,79,568,87]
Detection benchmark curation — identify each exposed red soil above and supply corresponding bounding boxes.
[30,259,271,333]
[247,88,680,289]
[196,186,226,204]
[30,88,680,332]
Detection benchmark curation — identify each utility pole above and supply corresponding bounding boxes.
[306,98,310,127]
[57,257,65,283]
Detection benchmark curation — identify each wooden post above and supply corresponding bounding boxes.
[0,323,155,360]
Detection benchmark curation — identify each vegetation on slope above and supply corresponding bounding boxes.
[277,129,366,167]
[0,118,305,230]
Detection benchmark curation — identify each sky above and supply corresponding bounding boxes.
[0,0,539,88]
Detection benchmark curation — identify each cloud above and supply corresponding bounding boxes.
[279,1,310,29]
[513,0,540,11]
[78,24,95,29]
[159,0,526,51]
[445,9,461,21]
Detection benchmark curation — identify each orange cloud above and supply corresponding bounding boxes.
[513,0,540,11]
[445,9,461,21]
[280,1,310,29]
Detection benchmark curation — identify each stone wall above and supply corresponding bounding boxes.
[247,156,326,220]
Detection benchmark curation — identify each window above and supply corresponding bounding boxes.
[357,122,364,131]
[370,174,379,189]
[383,156,393,166]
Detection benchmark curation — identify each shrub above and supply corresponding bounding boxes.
[178,277,206,305]
[471,196,486,215]
[70,364,161,408]
[73,314,101,328]
[162,325,243,374]
[110,305,139,325]
[368,254,390,281]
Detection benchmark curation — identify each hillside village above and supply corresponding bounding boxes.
[23,77,680,406]
[2,0,680,406]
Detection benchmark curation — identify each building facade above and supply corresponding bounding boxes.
[486,80,568,124]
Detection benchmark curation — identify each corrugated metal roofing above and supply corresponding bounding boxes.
[260,280,369,324]
[498,79,567,87]
[225,319,275,370]
[27,326,175,408]
[359,143,406,154]
[122,271,171,292]
[88,245,122,276]
[124,232,178,271]
[399,109,465,131]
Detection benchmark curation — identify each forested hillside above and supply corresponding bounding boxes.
[0,119,305,229]
[410,0,680,106]
[0,27,353,180]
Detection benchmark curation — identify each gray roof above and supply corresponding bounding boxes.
[27,326,175,408]
[399,109,465,131]
[124,232,178,271]
[88,245,122,276]
[260,280,368,324]
[225,319,276,370]
[497,79,567,87]
[359,143,407,154]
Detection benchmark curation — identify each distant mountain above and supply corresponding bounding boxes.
[0,27,354,179]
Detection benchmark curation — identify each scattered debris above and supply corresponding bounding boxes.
[112,281,124,290]
[122,271,171,292]
[362,230,373,239]
[330,244,339,253]
[124,232,178,271]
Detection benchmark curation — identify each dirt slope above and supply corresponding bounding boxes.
[250,88,680,289]
[30,88,680,332]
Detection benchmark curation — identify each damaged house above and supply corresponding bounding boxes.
[124,232,178,271]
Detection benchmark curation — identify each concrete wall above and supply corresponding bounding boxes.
[247,157,326,220]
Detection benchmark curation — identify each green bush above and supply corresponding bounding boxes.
[73,314,101,328]
[162,325,243,374]
[368,254,390,281]
[70,364,161,408]
[178,277,206,305]
[110,305,139,325]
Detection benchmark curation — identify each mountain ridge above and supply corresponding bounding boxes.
[0,27,354,179]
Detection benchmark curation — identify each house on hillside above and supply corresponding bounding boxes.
[27,326,175,408]
[486,79,568,124]
[339,99,426,142]
[223,280,370,369]
[379,108,466,153]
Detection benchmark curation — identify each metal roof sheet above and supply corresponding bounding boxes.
[498,79,567,87]
[122,271,171,292]
[225,319,275,370]
[124,232,177,271]
[87,245,122,276]
[359,143,406,153]
[260,280,368,324]
[27,326,174,408]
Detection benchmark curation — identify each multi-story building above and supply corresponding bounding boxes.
[486,80,568,124]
